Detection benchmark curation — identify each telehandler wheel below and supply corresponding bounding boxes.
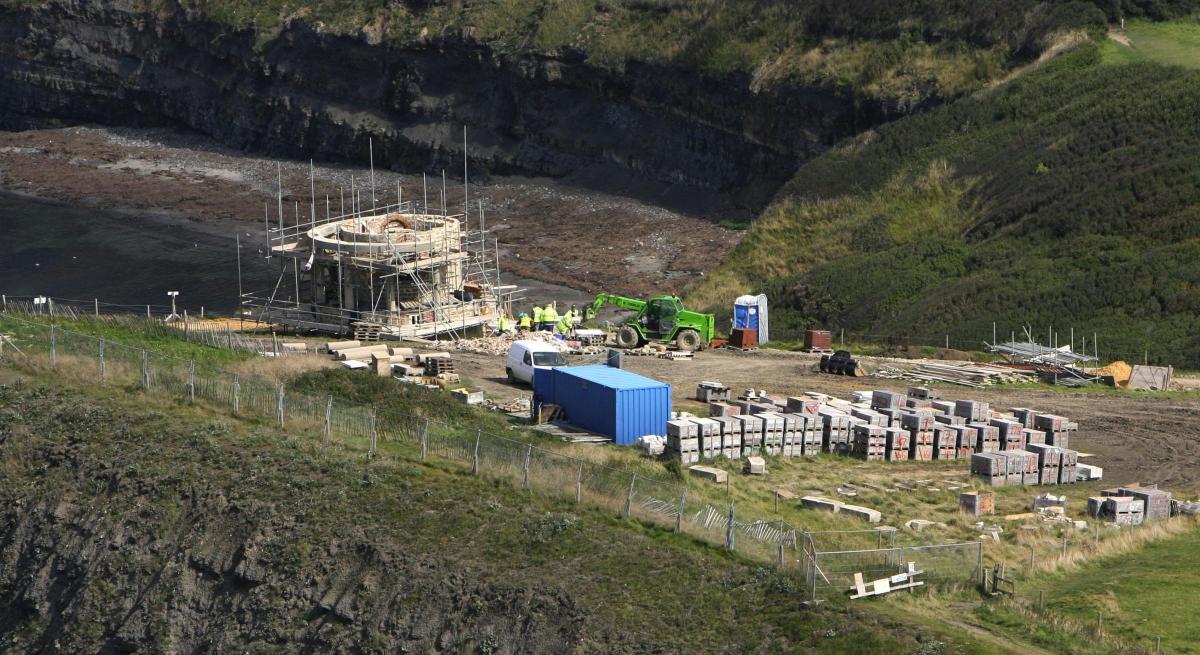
[616,325,642,348]
[675,329,703,352]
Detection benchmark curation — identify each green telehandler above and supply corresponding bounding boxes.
[590,293,715,351]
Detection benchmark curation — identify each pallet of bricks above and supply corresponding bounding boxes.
[852,424,886,461]
[1087,495,1145,526]
[666,419,700,464]
[1099,484,1171,522]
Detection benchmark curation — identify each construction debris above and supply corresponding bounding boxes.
[819,350,867,376]
[635,435,666,456]
[849,562,924,599]
[1128,364,1173,391]
[876,361,1034,388]
[988,339,1097,365]
[695,381,731,403]
[959,491,994,516]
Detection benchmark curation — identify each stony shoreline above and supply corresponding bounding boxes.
[0,125,741,300]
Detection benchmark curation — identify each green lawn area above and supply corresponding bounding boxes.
[1034,522,1200,653]
[1102,19,1200,69]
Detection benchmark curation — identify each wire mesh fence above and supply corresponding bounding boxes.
[0,313,985,596]
[801,533,983,603]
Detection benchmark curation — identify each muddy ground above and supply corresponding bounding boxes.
[447,346,1200,494]
[0,126,739,299]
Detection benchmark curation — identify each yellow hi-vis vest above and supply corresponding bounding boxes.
[518,315,532,329]
[533,306,544,322]
[543,305,559,322]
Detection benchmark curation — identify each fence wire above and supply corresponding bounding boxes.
[0,314,984,597]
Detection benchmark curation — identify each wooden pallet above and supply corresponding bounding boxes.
[424,357,456,376]
[352,322,384,342]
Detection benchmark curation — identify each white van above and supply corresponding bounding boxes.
[505,340,566,385]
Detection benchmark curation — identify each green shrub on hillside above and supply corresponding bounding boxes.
[695,41,1200,365]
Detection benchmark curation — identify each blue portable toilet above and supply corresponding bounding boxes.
[537,365,671,445]
[733,294,769,344]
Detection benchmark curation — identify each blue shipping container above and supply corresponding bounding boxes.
[543,365,671,445]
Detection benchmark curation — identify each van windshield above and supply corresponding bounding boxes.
[532,352,566,367]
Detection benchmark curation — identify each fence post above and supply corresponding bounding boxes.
[146,304,150,318]
[522,443,532,489]
[623,474,635,519]
[420,417,429,461]
[675,488,687,534]
[726,502,736,551]
[98,339,105,380]
[472,429,480,474]
[324,395,333,440]
[49,324,56,369]
[183,310,189,341]
[276,384,285,427]
[777,538,785,568]
[94,298,99,317]
[141,349,149,388]
[811,551,819,603]
[227,325,233,349]
[575,463,583,504]
[188,361,195,403]
[977,541,985,586]
[232,374,240,415]
[369,409,378,454]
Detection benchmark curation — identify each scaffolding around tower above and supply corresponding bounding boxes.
[243,192,518,340]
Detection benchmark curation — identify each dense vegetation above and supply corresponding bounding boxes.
[19,0,1174,104]
[693,27,1200,366]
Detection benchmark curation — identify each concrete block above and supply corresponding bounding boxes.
[743,456,767,475]
[839,504,883,523]
[800,496,843,512]
[688,465,728,484]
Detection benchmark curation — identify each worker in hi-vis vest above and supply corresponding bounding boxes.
[518,312,532,330]
[532,305,545,331]
[543,303,559,331]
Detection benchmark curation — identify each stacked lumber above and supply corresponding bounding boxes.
[876,361,1034,388]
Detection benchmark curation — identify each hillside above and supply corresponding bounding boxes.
[0,358,993,653]
[691,30,1200,366]
[0,0,1172,218]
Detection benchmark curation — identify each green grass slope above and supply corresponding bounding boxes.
[693,34,1200,365]
[0,369,1005,652]
[1101,17,1200,68]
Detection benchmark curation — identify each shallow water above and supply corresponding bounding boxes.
[0,192,272,312]
[0,191,591,315]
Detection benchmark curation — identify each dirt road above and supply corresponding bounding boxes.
[449,346,1200,493]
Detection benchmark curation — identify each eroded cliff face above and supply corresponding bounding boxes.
[0,0,897,215]
[0,385,594,654]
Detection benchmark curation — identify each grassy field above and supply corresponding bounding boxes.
[0,313,255,366]
[1029,522,1200,652]
[1101,18,1200,68]
[0,352,1008,652]
[8,313,1200,651]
